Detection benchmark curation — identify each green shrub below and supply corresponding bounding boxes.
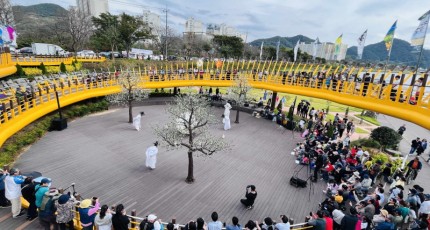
[149,92,172,97]
[60,62,67,73]
[370,126,401,150]
[350,138,381,149]
[16,64,25,76]
[39,62,47,74]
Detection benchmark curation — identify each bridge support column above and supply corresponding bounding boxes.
[270,92,277,111]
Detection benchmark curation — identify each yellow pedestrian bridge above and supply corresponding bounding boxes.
[0,69,429,147]
[0,50,106,78]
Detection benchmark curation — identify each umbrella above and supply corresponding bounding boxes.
[301,99,310,105]
[0,94,8,99]
[21,171,42,178]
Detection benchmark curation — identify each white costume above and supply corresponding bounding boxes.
[133,113,143,131]
[145,145,158,169]
[223,102,232,130]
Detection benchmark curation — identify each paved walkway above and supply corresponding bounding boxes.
[0,105,429,229]
[1,105,326,229]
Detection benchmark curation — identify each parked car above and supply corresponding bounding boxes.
[19,47,33,54]
[99,51,123,59]
[99,52,110,58]
[77,50,96,58]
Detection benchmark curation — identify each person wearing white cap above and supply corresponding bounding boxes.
[146,141,159,170]
[148,214,162,230]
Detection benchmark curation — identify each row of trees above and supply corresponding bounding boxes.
[11,4,329,60]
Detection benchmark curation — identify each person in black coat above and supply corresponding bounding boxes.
[21,177,38,220]
[313,154,324,181]
[240,185,257,209]
[340,207,359,230]
[112,204,130,230]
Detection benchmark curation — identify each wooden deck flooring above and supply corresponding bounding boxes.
[1,104,429,229]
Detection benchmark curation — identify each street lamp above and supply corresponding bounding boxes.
[51,85,67,131]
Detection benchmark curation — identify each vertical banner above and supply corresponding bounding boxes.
[259,41,264,60]
[357,30,367,59]
[384,20,397,53]
[276,40,280,61]
[411,11,430,53]
[334,34,343,56]
[294,39,300,62]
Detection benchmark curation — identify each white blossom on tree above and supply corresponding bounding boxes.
[107,68,149,123]
[226,74,252,123]
[153,94,230,183]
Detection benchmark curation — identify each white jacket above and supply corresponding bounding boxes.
[5,175,25,199]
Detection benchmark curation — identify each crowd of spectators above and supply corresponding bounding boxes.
[291,110,430,229]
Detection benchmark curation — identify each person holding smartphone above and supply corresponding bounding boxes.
[240,185,257,210]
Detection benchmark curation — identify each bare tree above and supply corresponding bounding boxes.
[48,15,72,50]
[107,67,149,123]
[150,26,183,57]
[0,0,14,25]
[153,94,229,183]
[67,7,93,51]
[227,74,252,123]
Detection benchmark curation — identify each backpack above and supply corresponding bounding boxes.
[39,195,58,217]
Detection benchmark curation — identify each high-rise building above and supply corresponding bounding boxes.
[206,23,246,41]
[143,10,161,35]
[76,0,109,17]
[185,17,204,34]
[0,0,14,25]
[298,42,348,61]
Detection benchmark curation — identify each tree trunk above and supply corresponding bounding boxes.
[111,44,115,62]
[186,150,195,183]
[128,100,133,123]
[234,106,240,123]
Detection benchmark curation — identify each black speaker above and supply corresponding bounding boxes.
[289,176,307,188]
[286,120,295,130]
[51,118,68,131]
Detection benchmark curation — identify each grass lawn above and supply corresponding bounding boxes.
[325,113,335,121]
[355,127,369,134]
[355,115,381,126]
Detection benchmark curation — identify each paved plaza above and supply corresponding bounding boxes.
[0,105,429,229]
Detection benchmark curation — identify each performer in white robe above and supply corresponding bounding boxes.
[223,102,232,130]
[132,112,145,131]
[146,141,159,169]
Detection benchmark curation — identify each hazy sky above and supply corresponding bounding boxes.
[11,0,430,47]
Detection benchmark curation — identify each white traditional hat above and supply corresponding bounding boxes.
[148,214,157,221]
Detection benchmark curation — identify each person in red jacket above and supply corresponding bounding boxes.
[323,210,333,230]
